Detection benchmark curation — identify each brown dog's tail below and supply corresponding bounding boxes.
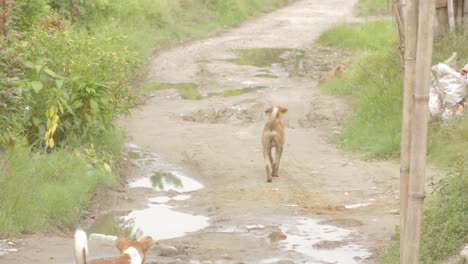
[74,229,88,264]
[268,106,280,123]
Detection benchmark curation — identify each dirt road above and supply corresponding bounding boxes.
[0,1,442,263]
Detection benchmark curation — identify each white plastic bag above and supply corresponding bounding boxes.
[428,81,443,118]
[431,63,468,106]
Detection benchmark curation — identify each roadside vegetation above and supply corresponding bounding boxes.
[316,0,468,262]
[0,0,294,237]
[354,0,390,16]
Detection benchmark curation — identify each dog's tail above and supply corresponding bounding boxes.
[268,106,279,123]
[74,229,88,264]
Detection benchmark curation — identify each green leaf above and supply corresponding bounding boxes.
[72,100,84,109]
[32,117,41,126]
[23,61,35,69]
[30,81,43,93]
[89,99,99,113]
[56,79,64,89]
[60,98,76,117]
[35,65,42,74]
[44,68,59,78]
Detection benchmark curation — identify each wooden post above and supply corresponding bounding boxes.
[447,0,455,28]
[402,0,436,263]
[393,0,406,70]
[399,0,418,261]
[464,0,468,23]
[398,0,406,27]
[456,0,463,23]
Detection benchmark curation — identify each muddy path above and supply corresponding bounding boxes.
[0,1,443,264]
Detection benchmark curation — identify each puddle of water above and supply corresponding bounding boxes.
[254,73,279,78]
[226,48,305,76]
[226,48,294,67]
[129,171,203,193]
[87,212,138,240]
[149,194,191,204]
[150,196,172,203]
[87,204,209,241]
[88,145,208,241]
[206,86,266,98]
[279,218,371,263]
[122,203,208,240]
[126,146,204,193]
[173,194,191,200]
[137,82,203,100]
[345,203,371,209]
[138,81,267,100]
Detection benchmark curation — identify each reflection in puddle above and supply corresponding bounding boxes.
[87,145,208,241]
[280,218,371,263]
[126,146,204,193]
[137,81,267,100]
[226,48,305,76]
[87,212,139,240]
[123,204,208,240]
[149,194,191,204]
[87,204,209,241]
[129,171,203,192]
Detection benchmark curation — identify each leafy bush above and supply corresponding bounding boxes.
[355,0,389,16]
[11,0,49,30]
[0,26,138,148]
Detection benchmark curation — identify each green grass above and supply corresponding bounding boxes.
[0,147,115,236]
[316,19,468,263]
[419,169,468,263]
[378,169,468,264]
[355,0,389,16]
[138,82,266,99]
[316,20,396,51]
[317,20,401,159]
[226,48,295,67]
[207,86,266,97]
[137,82,203,100]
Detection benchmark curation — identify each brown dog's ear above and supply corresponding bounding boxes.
[279,106,288,113]
[115,237,129,252]
[265,107,273,114]
[139,236,154,252]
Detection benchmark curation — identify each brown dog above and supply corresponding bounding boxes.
[319,64,346,83]
[74,229,153,264]
[262,106,287,182]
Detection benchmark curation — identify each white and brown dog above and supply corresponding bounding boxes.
[262,106,287,182]
[74,229,153,264]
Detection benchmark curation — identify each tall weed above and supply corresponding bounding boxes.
[0,147,114,236]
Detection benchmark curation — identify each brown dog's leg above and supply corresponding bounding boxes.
[273,145,283,177]
[263,147,272,182]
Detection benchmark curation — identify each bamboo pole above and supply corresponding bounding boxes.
[447,0,455,28]
[398,0,406,28]
[402,0,436,263]
[399,0,418,261]
[393,0,406,70]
